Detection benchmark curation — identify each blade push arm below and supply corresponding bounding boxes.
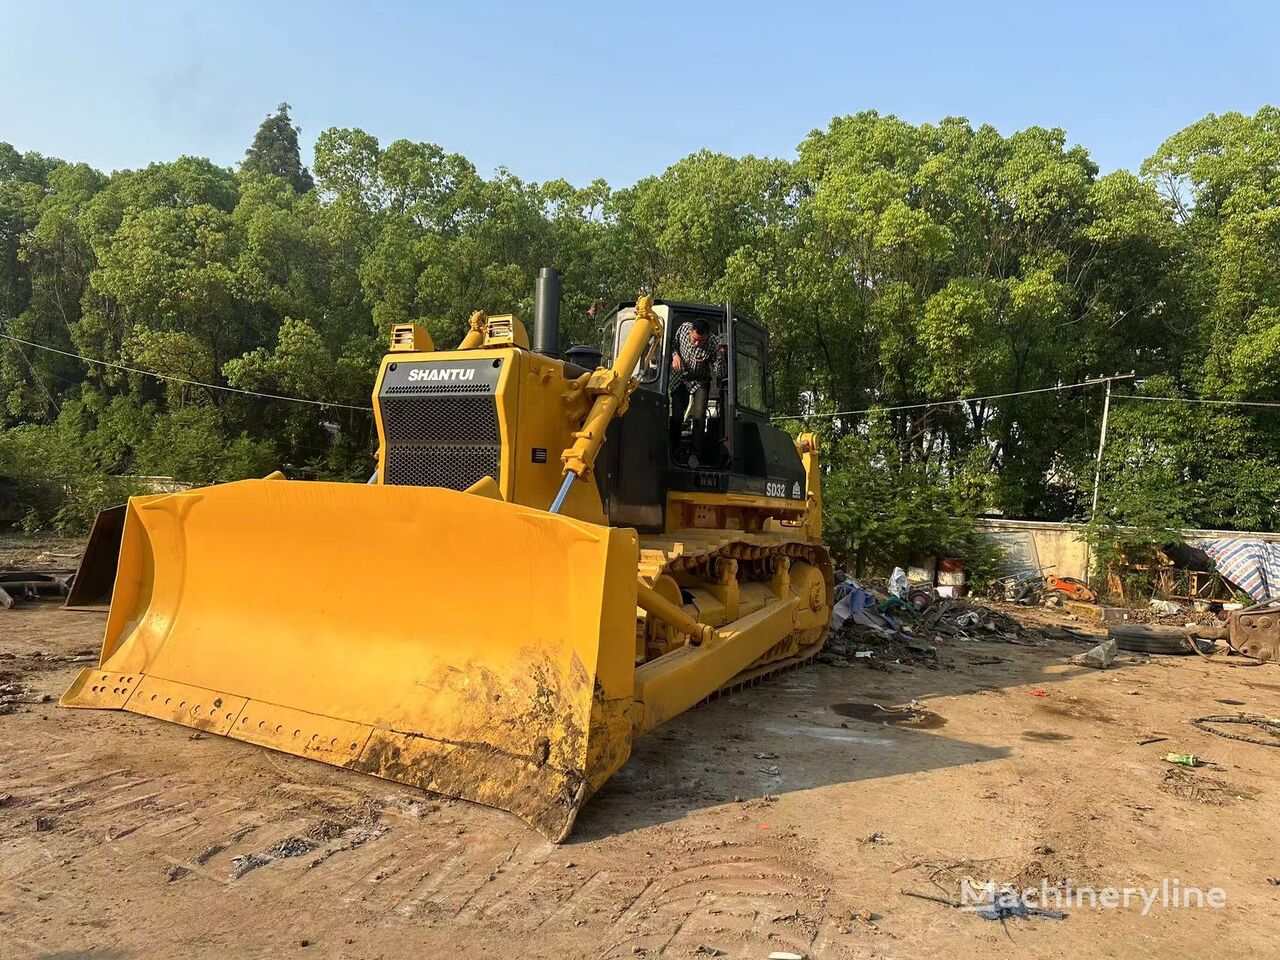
[550,295,662,513]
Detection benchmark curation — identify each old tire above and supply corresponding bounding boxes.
[1107,624,1196,655]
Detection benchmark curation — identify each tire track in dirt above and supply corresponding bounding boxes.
[0,655,864,959]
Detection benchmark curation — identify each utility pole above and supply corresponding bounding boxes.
[1084,372,1135,588]
[1088,372,1135,520]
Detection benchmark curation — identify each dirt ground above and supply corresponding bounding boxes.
[2,540,1278,959]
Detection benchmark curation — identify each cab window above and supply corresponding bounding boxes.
[613,307,660,382]
[735,332,766,411]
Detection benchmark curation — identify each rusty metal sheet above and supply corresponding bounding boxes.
[1229,600,1280,662]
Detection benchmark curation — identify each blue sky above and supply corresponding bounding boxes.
[2,0,1275,185]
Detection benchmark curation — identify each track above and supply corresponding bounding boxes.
[638,528,833,677]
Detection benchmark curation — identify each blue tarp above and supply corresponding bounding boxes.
[831,579,877,629]
[1195,538,1280,601]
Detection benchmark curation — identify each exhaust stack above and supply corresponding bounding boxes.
[533,266,561,358]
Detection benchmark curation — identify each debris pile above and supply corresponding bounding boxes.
[0,543,79,609]
[0,570,73,609]
[825,572,1070,667]
[0,678,53,715]
[1128,598,1229,629]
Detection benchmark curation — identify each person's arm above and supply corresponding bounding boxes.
[672,323,690,371]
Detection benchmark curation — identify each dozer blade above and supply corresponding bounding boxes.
[60,479,641,841]
[64,503,127,609]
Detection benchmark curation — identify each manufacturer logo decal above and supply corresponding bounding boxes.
[792,481,802,498]
[407,367,477,382]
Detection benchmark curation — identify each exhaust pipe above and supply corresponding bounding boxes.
[533,266,561,358]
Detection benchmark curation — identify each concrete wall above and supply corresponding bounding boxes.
[976,518,1280,585]
[975,519,1091,581]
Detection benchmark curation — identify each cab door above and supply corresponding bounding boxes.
[597,303,667,530]
[725,306,769,469]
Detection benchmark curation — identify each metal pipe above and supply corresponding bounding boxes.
[636,581,716,647]
[557,295,662,485]
[549,472,575,514]
[533,266,561,358]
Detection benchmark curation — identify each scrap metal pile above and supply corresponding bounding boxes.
[823,573,1072,667]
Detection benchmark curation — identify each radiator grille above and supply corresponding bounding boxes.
[384,444,501,491]
[382,382,494,395]
[379,394,502,489]
[380,396,499,443]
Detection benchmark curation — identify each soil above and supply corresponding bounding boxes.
[1,536,1278,959]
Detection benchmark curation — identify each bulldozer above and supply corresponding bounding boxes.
[61,268,832,841]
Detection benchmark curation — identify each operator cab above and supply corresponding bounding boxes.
[594,300,803,532]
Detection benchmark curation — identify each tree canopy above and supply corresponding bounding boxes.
[241,102,314,194]
[3,105,1279,564]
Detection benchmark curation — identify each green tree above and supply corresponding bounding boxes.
[6,104,1280,555]
[242,102,315,194]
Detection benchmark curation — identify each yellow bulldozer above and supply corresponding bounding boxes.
[61,269,832,841]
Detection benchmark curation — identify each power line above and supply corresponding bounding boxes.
[0,331,373,412]
[770,376,1117,422]
[1114,394,1280,410]
[5,337,62,415]
[15,324,1279,420]
[770,375,1280,421]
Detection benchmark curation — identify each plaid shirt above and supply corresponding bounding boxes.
[671,322,725,390]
